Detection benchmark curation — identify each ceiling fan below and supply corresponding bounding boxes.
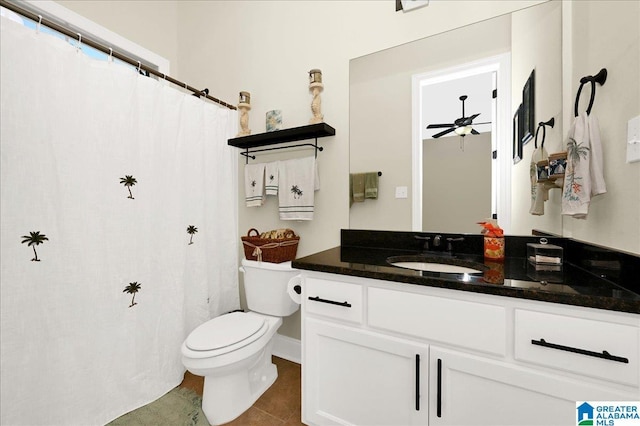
[426,95,491,138]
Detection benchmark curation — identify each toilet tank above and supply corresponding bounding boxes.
[240,259,300,317]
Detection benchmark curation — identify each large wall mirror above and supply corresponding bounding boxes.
[349,1,563,236]
[350,0,640,255]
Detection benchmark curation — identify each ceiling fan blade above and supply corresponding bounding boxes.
[463,113,481,124]
[432,127,456,138]
[471,128,480,135]
[473,121,492,125]
[427,123,455,129]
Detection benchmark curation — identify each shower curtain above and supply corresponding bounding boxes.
[0,18,239,426]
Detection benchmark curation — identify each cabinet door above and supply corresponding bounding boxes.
[303,318,429,426]
[430,347,634,426]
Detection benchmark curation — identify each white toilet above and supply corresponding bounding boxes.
[181,259,301,425]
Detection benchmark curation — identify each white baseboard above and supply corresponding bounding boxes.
[272,333,301,365]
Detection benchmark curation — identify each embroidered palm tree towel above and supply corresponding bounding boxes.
[265,161,279,196]
[244,162,266,207]
[561,112,606,218]
[278,156,319,220]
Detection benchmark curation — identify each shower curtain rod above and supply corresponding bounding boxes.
[0,0,237,110]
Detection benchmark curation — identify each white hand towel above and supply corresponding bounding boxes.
[265,161,279,196]
[529,146,548,215]
[561,112,606,218]
[244,163,266,207]
[278,156,318,220]
[588,114,606,196]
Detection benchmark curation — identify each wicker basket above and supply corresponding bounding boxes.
[241,228,299,263]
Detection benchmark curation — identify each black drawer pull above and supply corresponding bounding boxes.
[415,354,420,411]
[308,296,351,308]
[531,338,629,364]
[436,358,442,418]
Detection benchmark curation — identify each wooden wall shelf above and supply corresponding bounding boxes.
[228,122,335,149]
[228,123,335,162]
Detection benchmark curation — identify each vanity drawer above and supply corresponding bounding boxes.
[514,309,639,387]
[304,277,363,324]
[367,287,506,356]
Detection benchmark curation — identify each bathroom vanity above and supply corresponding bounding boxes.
[292,230,640,426]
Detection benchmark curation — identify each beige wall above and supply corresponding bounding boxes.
[57,0,179,74]
[562,0,640,253]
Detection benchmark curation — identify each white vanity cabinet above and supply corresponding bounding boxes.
[303,277,429,425]
[429,347,632,426]
[305,318,429,425]
[301,272,640,426]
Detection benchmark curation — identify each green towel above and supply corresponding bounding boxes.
[350,172,378,207]
[364,172,378,199]
[351,173,365,204]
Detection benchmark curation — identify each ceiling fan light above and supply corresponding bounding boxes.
[455,125,472,135]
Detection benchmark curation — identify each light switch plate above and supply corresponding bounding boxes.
[395,186,408,199]
[627,115,640,163]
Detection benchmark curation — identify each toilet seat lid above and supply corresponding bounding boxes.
[186,312,266,351]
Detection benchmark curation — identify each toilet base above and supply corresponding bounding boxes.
[201,343,278,425]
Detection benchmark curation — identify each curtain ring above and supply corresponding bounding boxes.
[108,48,113,63]
[36,15,42,33]
[137,61,142,74]
[76,33,82,52]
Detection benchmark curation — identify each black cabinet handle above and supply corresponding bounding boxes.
[531,338,629,364]
[415,354,420,411]
[437,358,442,418]
[308,296,351,308]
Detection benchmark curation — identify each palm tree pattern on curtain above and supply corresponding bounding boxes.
[123,282,142,308]
[563,137,590,202]
[187,225,198,245]
[21,231,48,261]
[119,175,137,199]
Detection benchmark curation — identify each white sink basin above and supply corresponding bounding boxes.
[389,261,483,274]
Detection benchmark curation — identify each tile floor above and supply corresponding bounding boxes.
[179,356,304,426]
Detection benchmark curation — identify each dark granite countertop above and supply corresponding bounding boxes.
[291,230,640,315]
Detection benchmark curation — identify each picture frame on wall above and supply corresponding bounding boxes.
[513,104,523,164]
[521,69,535,144]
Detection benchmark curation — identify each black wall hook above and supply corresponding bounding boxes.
[534,117,555,149]
[574,68,607,117]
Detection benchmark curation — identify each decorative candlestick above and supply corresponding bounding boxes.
[237,91,251,136]
[308,69,324,124]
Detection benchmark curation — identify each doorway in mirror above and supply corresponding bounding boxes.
[411,53,511,233]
